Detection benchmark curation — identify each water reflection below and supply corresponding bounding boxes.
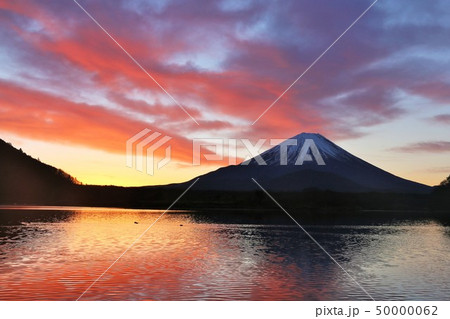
[0,207,449,300]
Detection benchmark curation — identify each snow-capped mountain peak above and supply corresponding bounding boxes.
[244,132,353,166]
[183,131,430,194]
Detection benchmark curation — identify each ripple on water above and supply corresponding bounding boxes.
[0,209,449,300]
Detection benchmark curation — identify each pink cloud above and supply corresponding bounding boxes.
[391,141,450,153]
[430,114,450,125]
[1,0,449,153]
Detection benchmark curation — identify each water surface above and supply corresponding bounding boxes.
[0,207,449,300]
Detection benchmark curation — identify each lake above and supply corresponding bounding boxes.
[0,206,449,300]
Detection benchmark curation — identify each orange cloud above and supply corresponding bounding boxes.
[0,80,196,162]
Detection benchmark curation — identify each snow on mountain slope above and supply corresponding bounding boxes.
[244,133,353,166]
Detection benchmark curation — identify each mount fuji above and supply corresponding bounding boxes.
[184,133,431,193]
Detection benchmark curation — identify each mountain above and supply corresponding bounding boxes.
[0,139,78,204]
[0,134,432,209]
[184,133,431,194]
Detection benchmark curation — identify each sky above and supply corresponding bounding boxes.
[0,0,449,187]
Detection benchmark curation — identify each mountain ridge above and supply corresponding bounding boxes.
[0,134,435,208]
[0,138,78,204]
[182,132,431,194]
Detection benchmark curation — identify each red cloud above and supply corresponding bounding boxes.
[2,0,448,156]
[2,1,331,134]
[0,80,198,162]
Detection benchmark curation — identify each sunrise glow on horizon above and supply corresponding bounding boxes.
[1,0,450,187]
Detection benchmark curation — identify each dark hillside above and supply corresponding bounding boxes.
[0,139,77,204]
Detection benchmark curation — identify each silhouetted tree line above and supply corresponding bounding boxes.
[430,174,450,210]
[439,175,450,188]
[0,139,78,204]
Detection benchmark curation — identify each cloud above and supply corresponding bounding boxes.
[430,114,450,125]
[1,0,450,150]
[391,141,450,153]
[426,167,450,174]
[0,80,197,162]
